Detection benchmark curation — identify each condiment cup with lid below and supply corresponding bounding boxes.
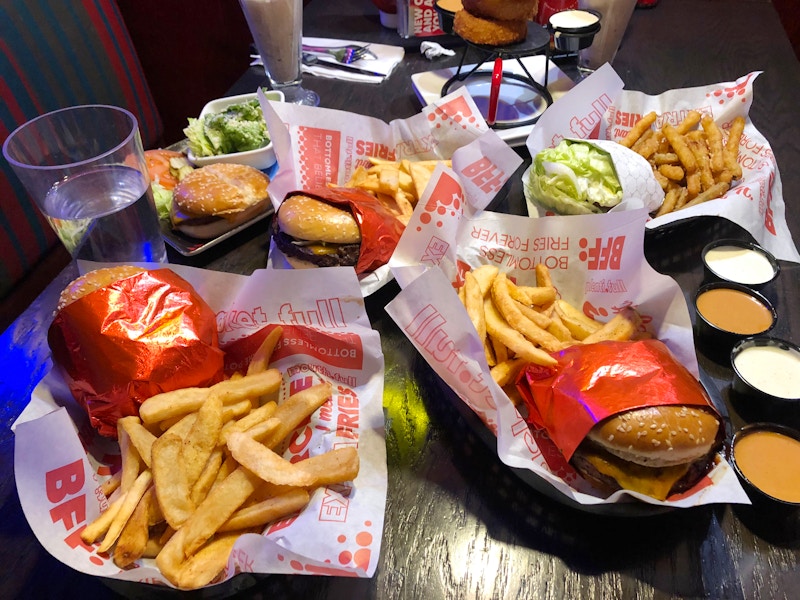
[701,239,780,289]
[693,282,776,363]
[730,336,800,426]
[729,422,800,511]
[548,9,602,53]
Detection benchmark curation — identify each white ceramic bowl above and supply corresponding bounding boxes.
[186,90,283,171]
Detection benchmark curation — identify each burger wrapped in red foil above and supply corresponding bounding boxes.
[516,339,723,500]
[272,186,406,274]
[48,267,225,438]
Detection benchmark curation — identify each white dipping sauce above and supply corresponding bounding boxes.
[704,245,775,285]
[734,344,800,399]
[549,10,600,30]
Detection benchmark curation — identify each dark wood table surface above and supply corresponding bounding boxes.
[2,1,800,598]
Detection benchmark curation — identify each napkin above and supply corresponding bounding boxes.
[250,37,404,84]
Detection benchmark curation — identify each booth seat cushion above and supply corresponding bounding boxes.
[1,0,163,304]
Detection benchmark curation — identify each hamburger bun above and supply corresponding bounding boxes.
[272,193,363,269]
[57,265,146,311]
[571,404,721,500]
[171,162,270,239]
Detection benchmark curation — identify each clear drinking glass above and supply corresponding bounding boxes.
[2,105,168,264]
[239,0,320,106]
[577,0,637,72]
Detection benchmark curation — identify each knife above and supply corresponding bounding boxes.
[302,54,385,78]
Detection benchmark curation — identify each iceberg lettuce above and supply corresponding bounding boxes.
[526,140,623,215]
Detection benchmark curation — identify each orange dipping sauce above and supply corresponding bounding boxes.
[733,430,800,503]
[695,287,773,335]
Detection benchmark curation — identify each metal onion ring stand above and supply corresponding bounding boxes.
[442,22,553,129]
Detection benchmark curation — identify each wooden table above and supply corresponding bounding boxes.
[2,1,800,598]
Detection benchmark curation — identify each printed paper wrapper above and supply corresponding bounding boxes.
[524,65,800,263]
[516,339,721,461]
[13,263,388,588]
[47,269,225,438]
[258,87,523,295]
[386,201,750,507]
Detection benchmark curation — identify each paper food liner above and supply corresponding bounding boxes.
[387,203,750,507]
[523,138,665,216]
[13,262,387,588]
[524,65,800,263]
[257,87,523,295]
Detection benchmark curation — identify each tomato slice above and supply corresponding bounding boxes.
[145,149,184,190]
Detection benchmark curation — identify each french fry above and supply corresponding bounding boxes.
[101,471,122,498]
[701,115,725,174]
[117,418,142,493]
[119,418,157,469]
[554,299,602,341]
[258,383,332,450]
[140,369,282,425]
[113,487,151,568]
[174,532,244,590]
[182,393,223,488]
[97,470,152,553]
[723,116,745,179]
[152,433,195,529]
[619,111,657,148]
[246,326,284,376]
[680,181,730,209]
[534,264,553,289]
[221,401,278,444]
[81,494,125,544]
[490,358,527,388]
[581,310,638,344]
[190,448,224,506]
[219,489,310,533]
[294,446,360,488]
[484,299,557,367]
[470,264,499,298]
[491,273,563,352]
[464,271,486,344]
[227,433,317,487]
[662,123,697,174]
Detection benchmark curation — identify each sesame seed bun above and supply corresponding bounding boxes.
[171,162,270,239]
[57,265,146,311]
[586,405,720,468]
[277,194,361,245]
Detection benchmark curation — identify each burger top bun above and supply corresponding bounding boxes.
[57,265,146,311]
[171,163,270,239]
[173,163,270,217]
[586,405,720,469]
[277,194,361,244]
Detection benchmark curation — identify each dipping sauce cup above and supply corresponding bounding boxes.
[694,282,776,362]
[730,423,800,507]
[730,337,800,424]
[701,239,779,288]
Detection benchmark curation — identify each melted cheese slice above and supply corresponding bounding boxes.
[583,451,691,501]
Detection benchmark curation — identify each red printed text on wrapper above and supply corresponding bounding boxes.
[297,126,342,188]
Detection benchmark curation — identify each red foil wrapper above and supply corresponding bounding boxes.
[47,269,225,438]
[516,339,716,461]
[299,186,406,274]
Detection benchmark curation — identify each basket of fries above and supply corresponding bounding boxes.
[14,264,387,591]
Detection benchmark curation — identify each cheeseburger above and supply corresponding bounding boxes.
[170,162,270,239]
[570,404,721,501]
[272,186,406,274]
[48,266,225,437]
[517,339,723,501]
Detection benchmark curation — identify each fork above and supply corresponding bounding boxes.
[301,44,377,63]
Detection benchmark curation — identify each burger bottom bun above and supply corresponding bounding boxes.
[586,405,721,468]
[173,198,269,240]
[58,266,146,311]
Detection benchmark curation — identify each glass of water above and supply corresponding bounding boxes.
[2,105,168,264]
